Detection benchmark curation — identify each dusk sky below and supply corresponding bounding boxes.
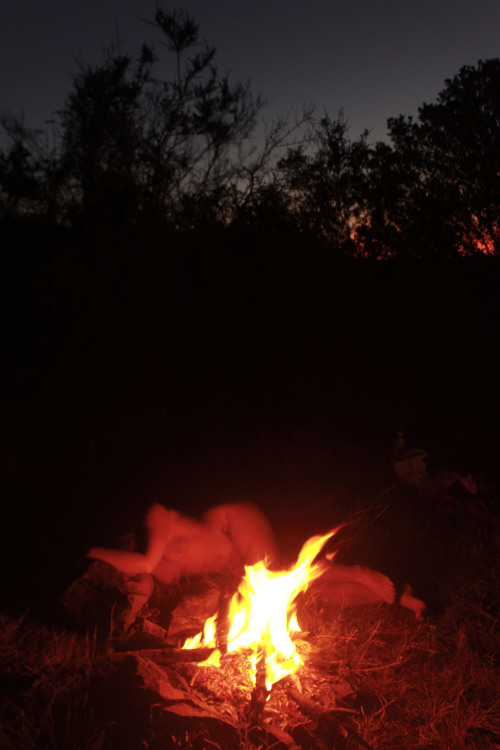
[1,0,500,145]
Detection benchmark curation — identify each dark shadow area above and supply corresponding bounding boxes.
[1,217,499,621]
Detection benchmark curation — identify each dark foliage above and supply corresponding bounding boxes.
[373,59,500,256]
[1,4,500,255]
[1,7,273,231]
[1,7,499,634]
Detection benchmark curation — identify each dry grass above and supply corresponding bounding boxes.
[2,535,499,749]
[1,441,499,749]
[304,598,500,749]
[0,615,106,749]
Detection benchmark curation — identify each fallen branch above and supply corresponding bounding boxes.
[283,677,375,750]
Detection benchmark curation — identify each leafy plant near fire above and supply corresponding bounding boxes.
[1,6,500,256]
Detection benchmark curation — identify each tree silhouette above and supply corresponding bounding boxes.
[276,60,500,256]
[1,8,278,230]
[0,123,40,216]
[411,59,500,254]
[2,9,500,259]
[363,59,500,256]
[0,116,63,221]
[277,113,370,253]
[60,51,143,224]
[60,8,269,228]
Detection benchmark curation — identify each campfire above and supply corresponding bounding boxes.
[123,524,383,748]
[66,508,434,747]
[182,528,337,692]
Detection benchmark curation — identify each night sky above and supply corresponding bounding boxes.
[2,0,500,143]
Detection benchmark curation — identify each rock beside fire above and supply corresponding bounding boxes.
[167,582,221,639]
[62,562,230,639]
[113,651,298,749]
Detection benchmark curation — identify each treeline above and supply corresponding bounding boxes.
[1,6,500,257]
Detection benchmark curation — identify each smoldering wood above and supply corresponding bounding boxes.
[215,588,231,653]
[247,648,270,723]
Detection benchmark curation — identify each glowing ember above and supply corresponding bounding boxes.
[182,528,337,689]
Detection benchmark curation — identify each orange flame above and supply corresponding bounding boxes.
[182,528,337,688]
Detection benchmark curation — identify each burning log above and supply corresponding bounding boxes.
[247,647,270,723]
[181,527,338,688]
[215,587,232,654]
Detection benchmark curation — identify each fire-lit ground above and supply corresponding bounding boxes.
[2,408,499,748]
[1,249,499,745]
[2,496,498,750]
